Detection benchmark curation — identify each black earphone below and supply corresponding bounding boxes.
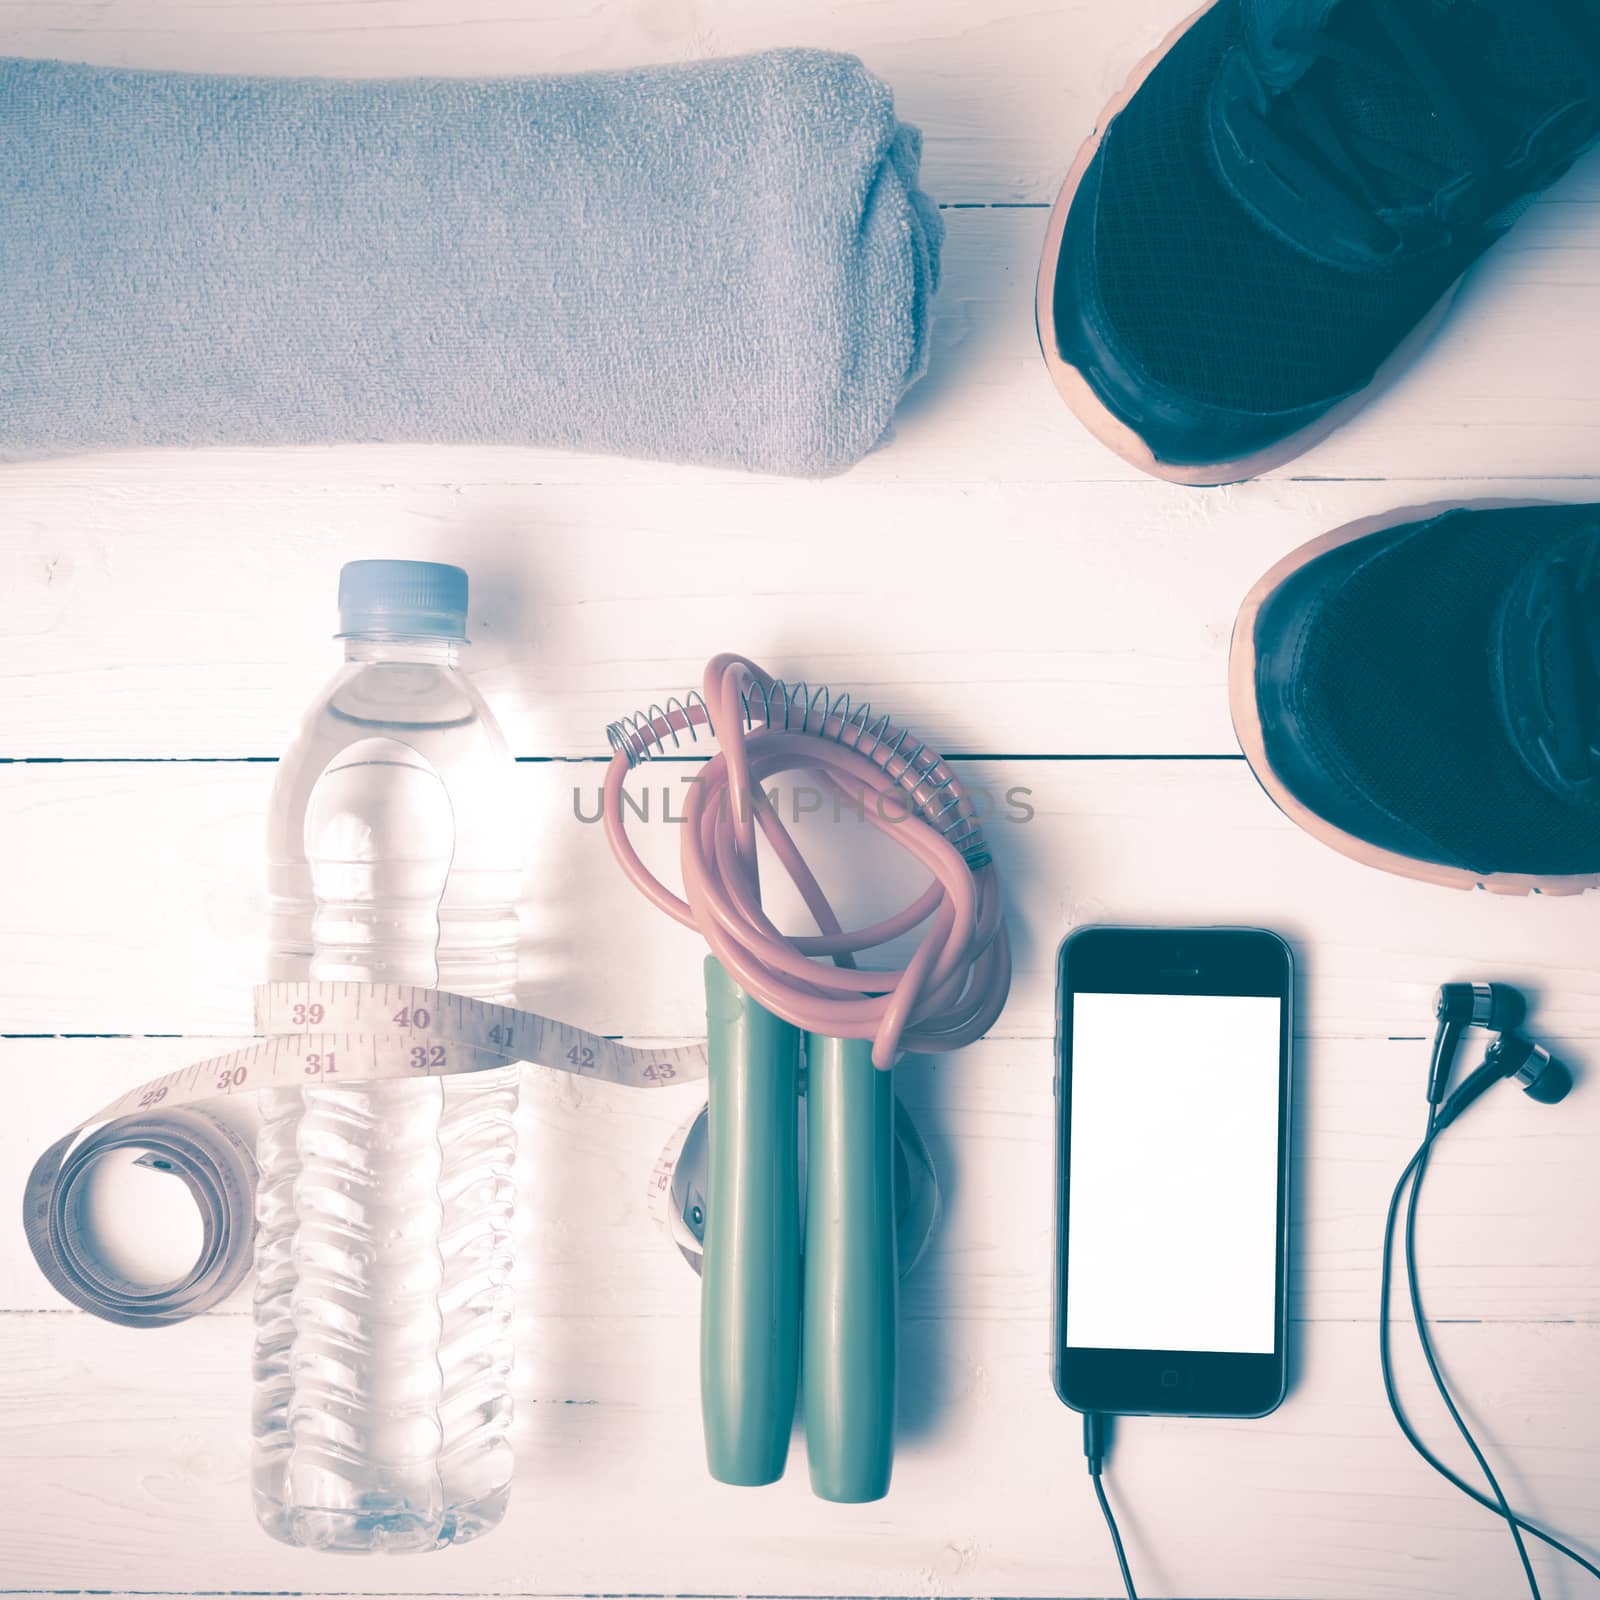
[1382,982,1590,1600]
[1426,980,1572,1128]
[1425,980,1524,1100]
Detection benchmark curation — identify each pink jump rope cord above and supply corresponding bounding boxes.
[603,653,1012,1067]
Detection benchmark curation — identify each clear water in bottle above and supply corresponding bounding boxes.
[255,560,521,1552]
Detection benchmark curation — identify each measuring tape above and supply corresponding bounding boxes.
[25,982,710,1328]
[645,1096,942,1280]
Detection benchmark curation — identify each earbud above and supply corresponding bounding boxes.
[1426,982,1528,1103]
[1433,1032,1573,1131]
[1426,979,1569,1124]
[1490,1032,1573,1105]
[1434,981,1527,1032]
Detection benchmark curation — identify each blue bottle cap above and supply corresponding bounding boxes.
[336,560,469,642]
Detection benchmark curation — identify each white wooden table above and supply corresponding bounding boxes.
[4,2,1600,1596]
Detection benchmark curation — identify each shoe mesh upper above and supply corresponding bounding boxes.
[1083,0,1593,415]
[1274,505,1600,876]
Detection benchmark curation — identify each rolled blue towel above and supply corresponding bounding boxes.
[0,49,941,476]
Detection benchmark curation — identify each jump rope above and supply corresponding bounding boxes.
[27,648,1012,1505]
[601,652,1012,1498]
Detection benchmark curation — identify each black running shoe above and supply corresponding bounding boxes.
[1230,503,1600,892]
[1037,0,1600,485]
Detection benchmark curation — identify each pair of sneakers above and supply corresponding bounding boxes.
[1037,0,1600,890]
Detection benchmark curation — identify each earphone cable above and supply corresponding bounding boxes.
[1092,1471,1138,1600]
[1083,1412,1138,1600]
[1379,1108,1600,1589]
[1405,1110,1539,1597]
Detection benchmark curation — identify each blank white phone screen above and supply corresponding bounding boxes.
[1065,991,1283,1355]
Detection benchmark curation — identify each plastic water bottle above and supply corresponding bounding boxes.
[254,561,522,1552]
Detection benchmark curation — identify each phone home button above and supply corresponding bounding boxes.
[1160,1368,1181,1389]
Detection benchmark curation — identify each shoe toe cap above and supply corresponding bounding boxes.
[1047,149,1351,475]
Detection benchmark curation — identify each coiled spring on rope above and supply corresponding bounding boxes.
[605,678,990,870]
[602,653,1010,1067]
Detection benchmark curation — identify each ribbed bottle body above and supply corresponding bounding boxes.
[254,641,520,1552]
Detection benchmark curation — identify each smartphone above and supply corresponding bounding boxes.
[1053,925,1293,1419]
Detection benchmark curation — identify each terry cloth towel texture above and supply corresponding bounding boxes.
[0,49,942,476]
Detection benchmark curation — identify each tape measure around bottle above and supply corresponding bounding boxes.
[25,983,710,1328]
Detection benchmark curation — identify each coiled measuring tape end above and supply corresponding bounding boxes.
[23,1109,258,1328]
